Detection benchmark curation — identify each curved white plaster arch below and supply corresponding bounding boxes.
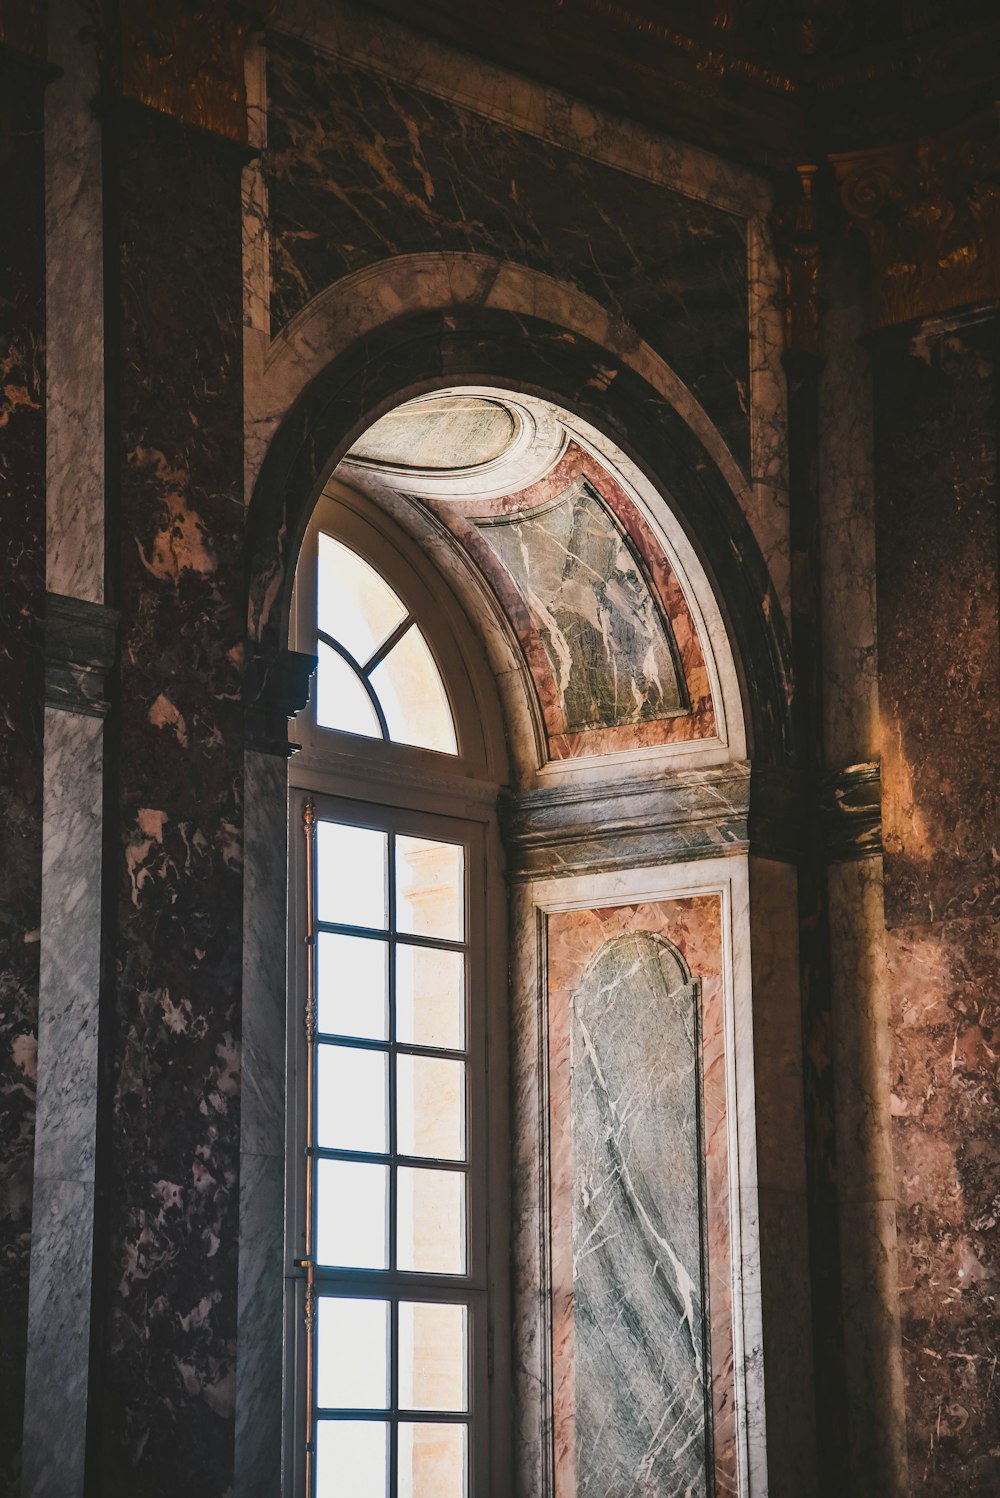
[338,386,748,778]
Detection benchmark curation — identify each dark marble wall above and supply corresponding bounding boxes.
[264,38,751,466]
[0,57,45,1498]
[94,109,246,1497]
[872,315,1000,1496]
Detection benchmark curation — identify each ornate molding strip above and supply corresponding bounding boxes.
[500,762,752,880]
[820,760,882,862]
[244,643,316,757]
[832,102,1000,328]
[773,163,824,356]
[44,592,119,716]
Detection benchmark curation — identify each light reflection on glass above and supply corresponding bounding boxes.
[396,944,464,1051]
[315,641,382,738]
[399,1302,468,1412]
[398,1422,467,1498]
[369,625,458,756]
[396,836,464,942]
[397,1055,465,1161]
[318,533,407,666]
[397,1167,466,1275]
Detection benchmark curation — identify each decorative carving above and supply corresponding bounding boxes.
[243,644,316,757]
[111,0,276,142]
[555,0,797,93]
[45,593,120,717]
[773,163,825,356]
[832,102,1000,326]
[819,761,882,861]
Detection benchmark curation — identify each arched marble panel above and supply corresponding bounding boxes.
[568,932,707,1496]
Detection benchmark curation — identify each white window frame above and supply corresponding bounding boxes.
[284,487,511,1498]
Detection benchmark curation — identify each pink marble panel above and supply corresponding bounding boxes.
[547,897,736,1496]
[423,442,717,759]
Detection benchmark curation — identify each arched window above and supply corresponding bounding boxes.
[287,486,507,1498]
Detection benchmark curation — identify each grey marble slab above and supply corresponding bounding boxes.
[571,934,709,1497]
[476,483,685,733]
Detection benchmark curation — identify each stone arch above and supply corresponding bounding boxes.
[245,303,793,767]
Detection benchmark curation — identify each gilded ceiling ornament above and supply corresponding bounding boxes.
[832,102,1000,327]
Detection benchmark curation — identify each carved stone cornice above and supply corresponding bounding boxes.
[244,644,317,757]
[500,762,752,880]
[45,593,120,717]
[831,102,1000,327]
[107,0,275,143]
[820,761,882,862]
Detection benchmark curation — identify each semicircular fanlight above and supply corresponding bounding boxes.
[314,534,458,756]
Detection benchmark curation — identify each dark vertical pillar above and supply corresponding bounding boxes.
[785,341,849,1496]
[0,47,47,1497]
[92,104,246,1496]
[871,311,1000,1497]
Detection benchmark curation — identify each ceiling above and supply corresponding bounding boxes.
[358,0,1000,173]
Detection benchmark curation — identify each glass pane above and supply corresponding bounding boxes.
[318,532,407,666]
[399,1422,467,1498]
[316,1159,388,1269]
[316,640,382,738]
[316,1419,388,1498]
[399,1303,468,1412]
[397,1167,466,1275]
[369,625,458,756]
[397,1056,465,1161]
[317,1045,388,1154]
[317,1298,390,1410]
[317,822,387,930]
[396,945,464,1051]
[395,836,464,942]
[317,932,388,1040]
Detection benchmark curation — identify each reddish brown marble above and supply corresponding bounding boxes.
[873,316,1000,1494]
[547,896,736,1496]
[425,442,717,759]
[0,58,45,1497]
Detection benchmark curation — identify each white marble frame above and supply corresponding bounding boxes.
[508,853,766,1498]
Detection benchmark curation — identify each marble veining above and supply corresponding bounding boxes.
[0,58,46,1498]
[569,933,707,1496]
[264,36,751,466]
[548,900,731,1498]
[475,483,685,734]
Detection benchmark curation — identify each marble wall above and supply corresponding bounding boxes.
[0,56,46,1498]
[263,34,751,469]
[547,895,739,1498]
[418,440,717,761]
[872,313,1000,1495]
[93,108,246,1495]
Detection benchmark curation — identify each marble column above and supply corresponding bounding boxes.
[93,102,247,1495]
[22,601,117,1498]
[0,41,47,1496]
[235,648,314,1497]
[870,309,1000,1497]
[818,256,908,1498]
[19,15,112,1494]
